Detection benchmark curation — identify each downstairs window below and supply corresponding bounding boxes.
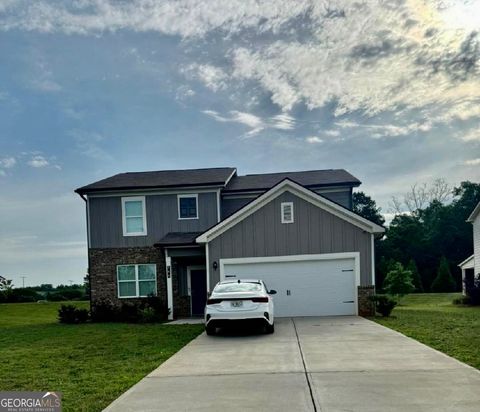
[117,264,157,298]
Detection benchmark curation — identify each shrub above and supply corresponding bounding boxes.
[75,308,90,323]
[58,304,89,324]
[90,296,168,323]
[383,262,415,298]
[369,294,397,317]
[453,296,471,305]
[465,276,480,306]
[139,307,157,323]
[431,256,456,292]
[119,302,142,323]
[90,299,119,322]
[406,259,423,292]
[144,295,169,321]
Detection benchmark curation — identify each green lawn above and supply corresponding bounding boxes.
[373,293,480,370]
[0,301,203,412]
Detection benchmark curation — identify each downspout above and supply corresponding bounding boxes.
[76,191,92,305]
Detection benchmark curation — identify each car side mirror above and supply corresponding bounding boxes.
[268,289,277,295]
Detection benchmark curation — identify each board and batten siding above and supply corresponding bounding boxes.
[221,188,352,219]
[208,190,372,289]
[474,215,480,275]
[89,192,218,248]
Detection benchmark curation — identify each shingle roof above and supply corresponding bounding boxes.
[223,169,360,193]
[154,232,203,246]
[75,167,236,195]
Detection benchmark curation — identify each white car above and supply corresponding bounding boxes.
[204,279,276,335]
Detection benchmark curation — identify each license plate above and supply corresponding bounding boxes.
[230,301,243,308]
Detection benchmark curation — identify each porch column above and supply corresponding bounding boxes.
[165,249,173,320]
[462,268,466,295]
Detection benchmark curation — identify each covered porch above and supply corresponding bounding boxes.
[156,232,207,320]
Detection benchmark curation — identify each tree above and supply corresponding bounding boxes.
[383,262,415,298]
[390,178,451,215]
[0,276,13,291]
[406,259,423,292]
[353,191,385,226]
[431,256,456,292]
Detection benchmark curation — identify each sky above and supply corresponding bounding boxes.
[0,0,479,287]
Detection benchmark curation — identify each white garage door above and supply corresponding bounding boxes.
[221,256,357,317]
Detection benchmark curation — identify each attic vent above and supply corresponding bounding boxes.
[281,202,294,224]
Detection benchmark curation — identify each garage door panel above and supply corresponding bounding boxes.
[222,257,356,317]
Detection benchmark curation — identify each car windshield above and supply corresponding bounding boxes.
[214,282,262,293]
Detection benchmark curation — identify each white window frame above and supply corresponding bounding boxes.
[281,201,294,224]
[117,264,157,298]
[177,194,199,220]
[122,196,147,236]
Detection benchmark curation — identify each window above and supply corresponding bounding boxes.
[281,202,294,223]
[117,264,157,298]
[122,196,147,236]
[178,194,198,219]
[214,282,262,294]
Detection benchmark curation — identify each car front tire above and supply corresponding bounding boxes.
[265,323,274,334]
[205,324,216,336]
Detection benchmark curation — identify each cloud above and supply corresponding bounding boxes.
[202,110,296,137]
[464,158,480,166]
[182,64,227,92]
[459,128,480,142]
[2,1,480,132]
[0,157,16,168]
[306,136,323,144]
[27,155,49,168]
[69,129,112,161]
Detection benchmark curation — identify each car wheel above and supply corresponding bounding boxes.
[205,325,216,336]
[265,323,274,334]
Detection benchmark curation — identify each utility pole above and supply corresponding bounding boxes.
[68,280,73,286]
[21,276,26,288]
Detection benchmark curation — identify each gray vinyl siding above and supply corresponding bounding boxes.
[221,188,352,219]
[208,190,372,288]
[89,192,218,248]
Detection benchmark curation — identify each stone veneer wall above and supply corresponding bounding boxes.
[358,285,375,316]
[88,247,167,309]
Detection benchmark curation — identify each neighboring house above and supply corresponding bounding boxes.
[75,167,384,319]
[459,201,480,294]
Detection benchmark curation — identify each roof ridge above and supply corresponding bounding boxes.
[242,168,348,177]
[122,167,235,175]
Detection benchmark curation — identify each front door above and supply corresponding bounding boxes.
[190,268,207,316]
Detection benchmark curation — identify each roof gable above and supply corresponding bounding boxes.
[196,178,384,243]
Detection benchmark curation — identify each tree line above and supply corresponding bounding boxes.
[353,180,480,292]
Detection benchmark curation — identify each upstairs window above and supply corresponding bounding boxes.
[178,194,198,219]
[117,264,156,298]
[281,202,294,224]
[122,196,147,236]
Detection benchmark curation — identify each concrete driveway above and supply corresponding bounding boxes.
[105,317,480,411]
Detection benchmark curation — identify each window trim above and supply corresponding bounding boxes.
[177,194,199,220]
[281,202,294,224]
[121,196,147,236]
[117,264,157,298]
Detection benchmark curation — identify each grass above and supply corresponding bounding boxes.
[0,301,203,412]
[373,293,480,370]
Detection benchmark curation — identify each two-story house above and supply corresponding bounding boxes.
[75,167,384,319]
